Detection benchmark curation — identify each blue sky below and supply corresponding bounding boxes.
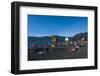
[28,15,88,37]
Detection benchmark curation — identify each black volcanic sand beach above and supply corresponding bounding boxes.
[28,45,88,61]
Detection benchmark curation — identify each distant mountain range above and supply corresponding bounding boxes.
[28,32,88,41]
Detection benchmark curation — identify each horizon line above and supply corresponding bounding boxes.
[28,32,88,37]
